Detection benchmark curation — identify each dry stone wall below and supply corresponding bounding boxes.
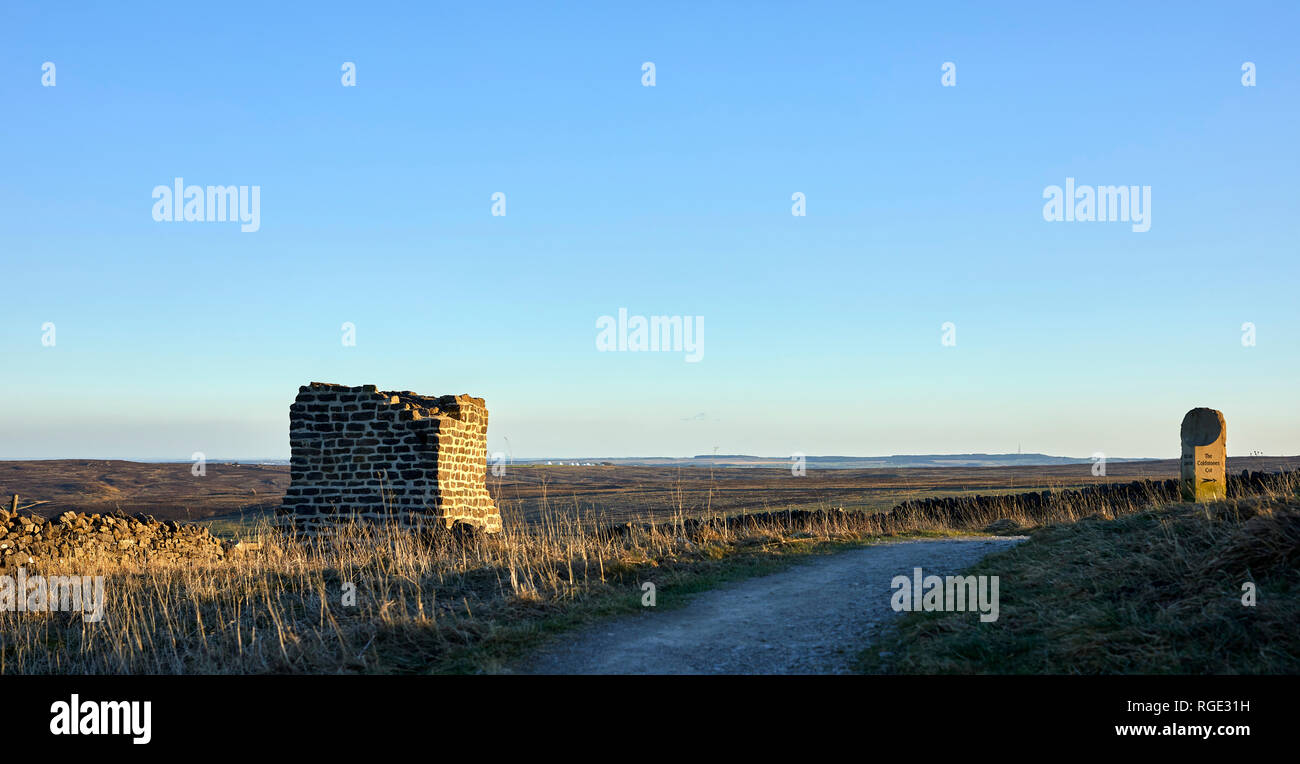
[887,469,1299,529]
[279,382,501,534]
[0,509,227,574]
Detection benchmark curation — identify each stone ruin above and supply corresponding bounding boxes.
[279,383,502,534]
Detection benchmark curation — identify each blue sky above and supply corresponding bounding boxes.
[2,2,1297,460]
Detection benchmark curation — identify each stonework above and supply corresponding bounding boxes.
[0,509,227,573]
[279,383,501,534]
[1180,407,1227,502]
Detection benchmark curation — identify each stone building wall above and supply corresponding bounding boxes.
[279,383,501,534]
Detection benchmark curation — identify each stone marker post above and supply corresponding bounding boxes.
[1180,408,1226,502]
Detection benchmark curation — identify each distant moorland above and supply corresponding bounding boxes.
[517,453,1160,468]
[2,456,1297,534]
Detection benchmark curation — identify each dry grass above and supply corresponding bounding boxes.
[858,490,1300,675]
[0,503,904,674]
[4,474,1293,675]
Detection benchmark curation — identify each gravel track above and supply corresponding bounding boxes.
[518,536,1025,674]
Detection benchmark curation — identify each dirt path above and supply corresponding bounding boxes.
[517,536,1025,674]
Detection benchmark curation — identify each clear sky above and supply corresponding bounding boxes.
[2,2,1297,460]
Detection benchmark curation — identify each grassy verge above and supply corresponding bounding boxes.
[856,495,1300,674]
[1,501,967,674]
